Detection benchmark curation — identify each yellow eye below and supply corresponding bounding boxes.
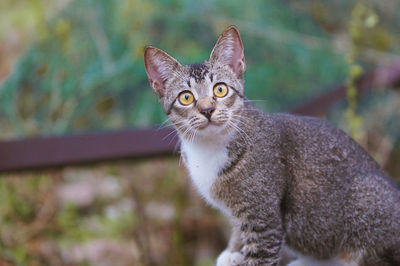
[178,91,194,105]
[213,83,228,98]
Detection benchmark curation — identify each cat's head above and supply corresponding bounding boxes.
[144,26,246,143]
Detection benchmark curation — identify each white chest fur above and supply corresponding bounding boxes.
[181,139,230,215]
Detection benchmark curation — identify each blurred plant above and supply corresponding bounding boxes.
[0,172,61,265]
[344,3,379,139]
[0,0,351,139]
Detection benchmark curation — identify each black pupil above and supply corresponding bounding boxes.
[218,87,222,92]
[185,94,189,100]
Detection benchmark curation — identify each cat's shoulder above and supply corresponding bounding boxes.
[259,110,342,134]
[269,112,334,128]
[244,105,338,133]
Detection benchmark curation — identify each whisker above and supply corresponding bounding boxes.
[168,131,180,145]
[163,129,177,141]
[174,138,182,154]
[156,118,172,130]
[192,128,199,144]
[230,114,253,128]
[188,128,196,145]
[157,120,185,130]
[229,115,252,128]
[164,117,198,139]
[226,122,244,143]
[227,119,251,145]
[231,118,249,135]
[180,122,196,141]
[244,99,267,102]
[163,123,185,140]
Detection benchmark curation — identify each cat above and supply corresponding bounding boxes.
[144,26,400,266]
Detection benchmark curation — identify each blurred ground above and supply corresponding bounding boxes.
[0,158,228,266]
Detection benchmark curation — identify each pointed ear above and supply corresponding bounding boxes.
[144,46,181,98]
[210,26,245,78]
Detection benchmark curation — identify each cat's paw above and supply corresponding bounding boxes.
[216,250,244,266]
[286,259,306,266]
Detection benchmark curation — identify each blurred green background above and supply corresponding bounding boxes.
[3,0,399,139]
[0,0,399,265]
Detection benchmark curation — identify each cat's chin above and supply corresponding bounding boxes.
[201,123,220,131]
[198,121,225,132]
[190,122,232,142]
[179,120,233,144]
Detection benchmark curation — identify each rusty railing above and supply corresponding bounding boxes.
[1,62,400,172]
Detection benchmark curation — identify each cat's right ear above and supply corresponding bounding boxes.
[144,46,181,98]
[209,26,246,79]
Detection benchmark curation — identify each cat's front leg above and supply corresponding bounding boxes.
[240,211,284,266]
[217,226,244,266]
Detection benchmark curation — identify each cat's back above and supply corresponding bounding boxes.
[241,106,388,189]
[250,111,400,260]
[243,107,398,194]
[263,111,400,203]
[266,112,384,177]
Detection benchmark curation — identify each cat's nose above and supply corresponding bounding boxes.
[197,98,216,120]
[200,107,215,119]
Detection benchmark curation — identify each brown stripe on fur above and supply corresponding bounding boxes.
[229,85,244,98]
[219,146,247,175]
[224,93,238,108]
[189,62,209,83]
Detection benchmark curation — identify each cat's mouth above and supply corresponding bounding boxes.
[197,119,226,131]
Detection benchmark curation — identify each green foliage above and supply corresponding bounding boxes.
[0,0,349,138]
[57,203,90,243]
[0,176,45,223]
[0,174,55,265]
[344,3,379,139]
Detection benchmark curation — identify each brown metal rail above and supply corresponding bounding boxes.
[0,127,177,172]
[1,62,400,172]
[291,62,400,116]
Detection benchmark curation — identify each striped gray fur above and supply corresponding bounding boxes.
[144,26,400,266]
[189,62,209,83]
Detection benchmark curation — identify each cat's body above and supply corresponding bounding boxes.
[144,26,400,265]
[184,104,400,265]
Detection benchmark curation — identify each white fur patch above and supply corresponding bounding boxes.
[287,257,340,266]
[216,250,244,266]
[287,254,361,266]
[181,138,230,216]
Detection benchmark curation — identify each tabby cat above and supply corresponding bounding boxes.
[144,26,400,266]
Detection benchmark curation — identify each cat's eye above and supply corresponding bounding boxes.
[213,83,228,98]
[178,91,195,105]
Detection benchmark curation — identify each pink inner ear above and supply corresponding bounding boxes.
[147,62,166,96]
[144,50,168,97]
[211,27,246,78]
[228,29,245,76]
[149,78,164,97]
[230,45,245,76]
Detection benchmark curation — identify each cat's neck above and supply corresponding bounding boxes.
[179,116,250,173]
[180,131,232,214]
[179,125,234,148]
[178,109,252,215]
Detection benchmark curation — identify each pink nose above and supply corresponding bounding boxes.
[200,107,215,119]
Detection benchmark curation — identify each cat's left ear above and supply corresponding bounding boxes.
[210,26,246,78]
[144,46,181,98]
